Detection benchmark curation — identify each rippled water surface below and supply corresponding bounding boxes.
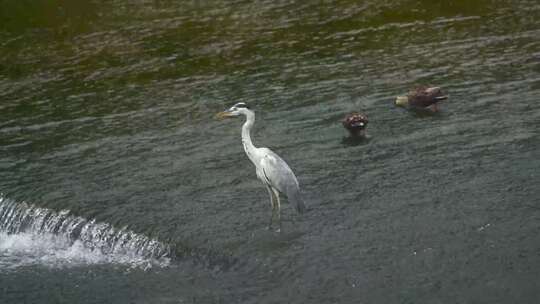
[1,1,539,303]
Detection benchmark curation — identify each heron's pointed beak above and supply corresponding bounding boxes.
[215,111,233,120]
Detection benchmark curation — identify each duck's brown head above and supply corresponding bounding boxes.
[342,112,368,136]
[395,86,448,109]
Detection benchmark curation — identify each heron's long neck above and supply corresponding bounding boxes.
[241,111,257,162]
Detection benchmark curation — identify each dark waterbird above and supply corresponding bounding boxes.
[216,102,306,232]
[342,112,369,137]
[395,86,448,112]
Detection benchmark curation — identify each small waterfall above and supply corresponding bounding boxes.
[0,195,171,269]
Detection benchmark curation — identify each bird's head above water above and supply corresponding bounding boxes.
[342,112,368,137]
[216,102,252,119]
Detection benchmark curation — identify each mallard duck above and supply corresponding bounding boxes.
[342,112,368,137]
[395,86,448,111]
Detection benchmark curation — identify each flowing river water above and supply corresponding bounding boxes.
[1,1,539,303]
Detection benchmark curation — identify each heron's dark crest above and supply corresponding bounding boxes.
[233,102,250,109]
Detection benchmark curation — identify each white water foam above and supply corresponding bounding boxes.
[0,196,171,270]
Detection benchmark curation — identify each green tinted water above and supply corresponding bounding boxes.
[1,1,539,303]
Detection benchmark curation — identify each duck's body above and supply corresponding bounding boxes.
[342,112,368,137]
[395,86,448,111]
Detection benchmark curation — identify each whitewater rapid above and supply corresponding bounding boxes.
[0,195,171,270]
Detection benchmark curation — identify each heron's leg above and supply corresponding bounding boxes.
[271,188,281,233]
[265,185,276,230]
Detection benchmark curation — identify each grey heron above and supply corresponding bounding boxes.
[216,102,306,232]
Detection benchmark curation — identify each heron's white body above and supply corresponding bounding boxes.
[241,111,299,191]
[221,104,305,231]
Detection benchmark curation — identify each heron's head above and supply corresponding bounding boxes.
[395,96,409,107]
[216,102,251,119]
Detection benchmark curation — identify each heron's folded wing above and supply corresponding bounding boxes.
[260,149,300,194]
